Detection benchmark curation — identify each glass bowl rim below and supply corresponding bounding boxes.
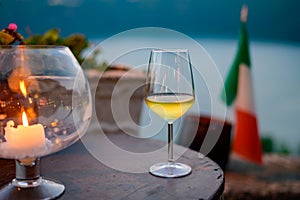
[0,45,69,50]
[151,48,189,53]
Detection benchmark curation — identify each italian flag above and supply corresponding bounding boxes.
[221,6,263,164]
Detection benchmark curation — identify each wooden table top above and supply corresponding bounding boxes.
[0,132,224,200]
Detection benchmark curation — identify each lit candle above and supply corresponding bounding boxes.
[4,112,46,152]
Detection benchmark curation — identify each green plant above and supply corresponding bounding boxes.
[277,143,290,155]
[24,29,110,71]
[0,23,24,45]
[24,29,88,64]
[261,136,274,153]
[81,48,109,71]
[0,23,107,71]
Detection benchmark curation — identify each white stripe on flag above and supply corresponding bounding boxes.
[236,63,255,114]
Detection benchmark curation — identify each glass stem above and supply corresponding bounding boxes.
[13,158,41,188]
[168,122,174,163]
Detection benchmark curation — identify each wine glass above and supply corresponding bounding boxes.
[0,45,92,199]
[145,49,195,178]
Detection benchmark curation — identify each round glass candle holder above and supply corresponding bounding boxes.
[0,45,92,199]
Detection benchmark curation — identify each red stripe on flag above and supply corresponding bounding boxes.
[233,109,263,164]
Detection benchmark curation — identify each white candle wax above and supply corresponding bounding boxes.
[4,120,46,152]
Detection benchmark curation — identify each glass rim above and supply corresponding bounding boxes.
[151,48,189,53]
[0,45,68,50]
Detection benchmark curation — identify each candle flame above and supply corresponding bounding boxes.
[20,80,27,98]
[22,112,29,127]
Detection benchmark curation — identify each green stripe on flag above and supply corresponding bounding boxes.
[221,22,251,106]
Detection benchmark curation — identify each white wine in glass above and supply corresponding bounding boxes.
[145,49,195,178]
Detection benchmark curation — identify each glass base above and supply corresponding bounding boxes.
[0,177,65,200]
[149,162,192,178]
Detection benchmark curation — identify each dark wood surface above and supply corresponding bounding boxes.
[0,133,224,200]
